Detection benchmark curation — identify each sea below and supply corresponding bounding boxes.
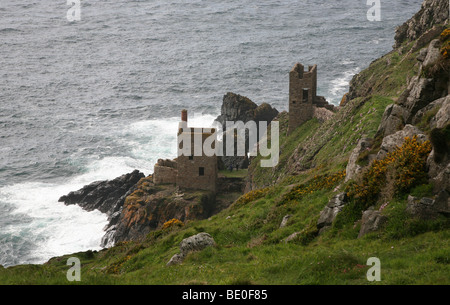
[0,0,423,267]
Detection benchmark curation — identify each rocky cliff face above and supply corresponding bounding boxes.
[372,36,449,194]
[394,0,449,49]
[101,177,216,246]
[335,3,449,238]
[247,1,449,239]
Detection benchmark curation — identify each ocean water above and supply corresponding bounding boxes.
[0,0,423,267]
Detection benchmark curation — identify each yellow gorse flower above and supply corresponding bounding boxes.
[283,170,346,202]
[346,136,432,204]
[162,218,184,230]
[235,187,271,205]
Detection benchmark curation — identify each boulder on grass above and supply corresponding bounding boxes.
[167,233,216,266]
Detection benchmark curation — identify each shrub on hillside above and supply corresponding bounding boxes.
[346,135,432,206]
[282,170,346,203]
[162,218,184,230]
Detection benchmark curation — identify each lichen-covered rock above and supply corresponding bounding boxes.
[432,96,450,129]
[411,95,448,127]
[358,209,388,238]
[398,76,436,123]
[279,214,292,228]
[180,232,216,254]
[376,104,407,138]
[284,231,300,243]
[167,233,216,266]
[317,193,347,231]
[166,253,185,266]
[345,138,372,182]
[406,192,450,219]
[417,47,429,62]
[427,152,450,192]
[423,39,442,69]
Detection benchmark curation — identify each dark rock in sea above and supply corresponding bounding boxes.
[216,92,256,125]
[215,92,279,126]
[215,92,279,170]
[58,169,145,216]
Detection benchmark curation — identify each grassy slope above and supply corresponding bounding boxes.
[1,37,449,285]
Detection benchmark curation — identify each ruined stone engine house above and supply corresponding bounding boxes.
[288,63,331,134]
[153,110,218,193]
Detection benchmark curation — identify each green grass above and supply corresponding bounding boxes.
[1,226,447,285]
[349,41,420,99]
[1,177,448,285]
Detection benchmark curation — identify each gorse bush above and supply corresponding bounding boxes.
[391,136,432,193]
[234,187,271,206]
[441,28,450,42]
[440,28,450,59]
[162,218,184,230]
[346,136,432,206]
[282,170,346,203]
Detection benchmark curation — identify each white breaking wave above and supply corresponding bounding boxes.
[328,66,360,104]
[0,154,148,266]
[0,154,152,267]
[0,180,108,267]
[0,113,218,267]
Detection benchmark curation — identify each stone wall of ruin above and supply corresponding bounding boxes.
[288,63,317,134]
[153,164,177,185]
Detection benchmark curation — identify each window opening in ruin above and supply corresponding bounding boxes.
[302,89,309,102]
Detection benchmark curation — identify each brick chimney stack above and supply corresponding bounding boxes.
[179,109,188,133]
[181,109,188,122]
